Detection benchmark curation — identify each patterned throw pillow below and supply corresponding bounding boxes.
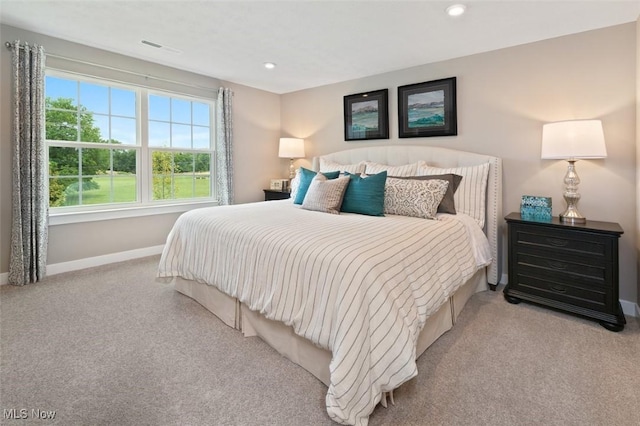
[293,167,341,205]
[384,178,450,219]
[301,174,350,214]
[319,158,366,174]
[392,174,463,214]
[364,161,420,177]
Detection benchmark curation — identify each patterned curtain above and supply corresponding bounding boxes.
[8,41,48,286]
[215,87,234,205]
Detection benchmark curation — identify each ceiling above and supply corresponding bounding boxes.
[1,1,639,94]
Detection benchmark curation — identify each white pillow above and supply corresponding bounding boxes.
[289,170,300,202]
[384,178,449,219]
[418,163,490,227]
[301,174,350,214]
[319,158,365,174]
[365,161,419,177]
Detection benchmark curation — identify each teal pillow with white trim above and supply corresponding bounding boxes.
[340,171,387,216]
[294,167,340,204]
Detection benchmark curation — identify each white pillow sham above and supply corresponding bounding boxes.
[319,158,366,174]
[290,171,300,201]
[418,163,490,227]
[364,161,420,177]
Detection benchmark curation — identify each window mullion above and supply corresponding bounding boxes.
[78,147,83,205]
[140,88,149,204]
[109,149,114,204]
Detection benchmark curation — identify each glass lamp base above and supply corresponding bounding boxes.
[559,209,586,224]
[560,160,586,224]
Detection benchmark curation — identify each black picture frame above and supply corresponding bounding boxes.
[398,77,457,138]
[343,89,389,141]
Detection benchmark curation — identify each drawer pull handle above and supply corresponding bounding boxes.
[549,285,567,294]
[547,238,569,247]
[547,261,567,270]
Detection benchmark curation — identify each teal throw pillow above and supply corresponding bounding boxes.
[294,167,340,204]
[341,171,387,216]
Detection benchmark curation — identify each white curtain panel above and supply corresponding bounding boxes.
[215,87,234,205]
[8,40,48,286]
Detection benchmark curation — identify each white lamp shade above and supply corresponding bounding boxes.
[278,138,305,158]
[541,120,607,160]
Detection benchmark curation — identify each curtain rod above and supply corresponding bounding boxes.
[6,41,219,93]
[5,41,23,49]
[4,41,38,50]
[48,52,219,93]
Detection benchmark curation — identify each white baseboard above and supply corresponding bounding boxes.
[501,273,509,287]
[0,245,164,285]
[620,299,640,318]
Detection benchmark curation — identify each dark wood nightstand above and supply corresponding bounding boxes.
[263,189,291,201]
[503,212,625,332]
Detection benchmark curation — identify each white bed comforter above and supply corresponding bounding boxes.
[158,201,486,425]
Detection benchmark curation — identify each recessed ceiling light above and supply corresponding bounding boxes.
[446,4,466,17]
[264,62,276,69]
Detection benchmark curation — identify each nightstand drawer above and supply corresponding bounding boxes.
[515,252,606,284]
[515,228,607,258]
[512,274,610,313]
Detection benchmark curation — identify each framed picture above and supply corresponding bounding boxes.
[343,89,389,141]
[398,77,457,138]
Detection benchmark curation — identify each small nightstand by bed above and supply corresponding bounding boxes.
[503,212,625,332]
[263,189,291,201]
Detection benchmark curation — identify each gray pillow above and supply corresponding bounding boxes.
[391,174,463,214]
[301,174,350,214]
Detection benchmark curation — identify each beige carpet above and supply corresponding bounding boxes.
[1,256,638,426]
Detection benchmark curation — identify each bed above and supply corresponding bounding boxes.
[158,145,503,426]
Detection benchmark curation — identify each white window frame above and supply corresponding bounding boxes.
[45,69,218,225]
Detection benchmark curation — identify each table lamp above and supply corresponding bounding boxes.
[541,119,607,224]
[279,138,305,179]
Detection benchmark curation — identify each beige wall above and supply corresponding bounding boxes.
[223,81,283,204]
[282,24,638,304]
[0,24,281,268]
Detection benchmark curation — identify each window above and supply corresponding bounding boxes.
[148,94,212,200]
[45,71,215,212]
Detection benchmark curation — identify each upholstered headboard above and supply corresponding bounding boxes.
[312,145,503,286]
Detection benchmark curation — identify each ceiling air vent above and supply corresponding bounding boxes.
[141,40,182,54]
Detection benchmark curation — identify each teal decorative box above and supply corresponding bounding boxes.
[521,195,552,222]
